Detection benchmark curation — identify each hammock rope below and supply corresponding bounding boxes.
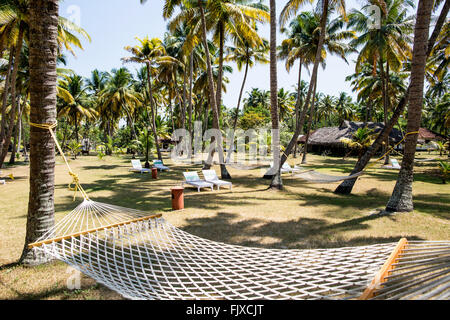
[27,123,448,300]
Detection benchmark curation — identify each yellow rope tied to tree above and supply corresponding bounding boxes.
[365,131,420,171]
[29,121,90,201]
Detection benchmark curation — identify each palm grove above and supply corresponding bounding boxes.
[0,0,447,265]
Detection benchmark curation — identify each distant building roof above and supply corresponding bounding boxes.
[299,121,403,147]
[418,128,446,142]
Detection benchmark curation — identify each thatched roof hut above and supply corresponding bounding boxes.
[417,128,446,143]
[299,121,404,155]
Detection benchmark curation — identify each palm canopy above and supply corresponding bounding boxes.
[347,0,415,73]
[0,0,91,56]
[280,0,347,27]
[279,11,356,72]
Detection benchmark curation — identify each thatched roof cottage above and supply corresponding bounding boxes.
[298,121,404,155]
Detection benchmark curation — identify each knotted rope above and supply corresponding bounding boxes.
[29,121,90,201]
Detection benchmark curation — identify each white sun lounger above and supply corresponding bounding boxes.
[383,158,401,170]
[153,160,170,171]
[182,172,214,192]
[202,170,232,190]
[130,160,151,174]
[267,162,302,175]
[0,180,5,185]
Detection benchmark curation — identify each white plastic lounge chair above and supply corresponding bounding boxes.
[130,160,151,174]
[182,172,214,192]
[267,162,302,174]
[0,180,5,185]
[153,160,170,171]
[383,158,401,170]
[202,170,232,190]
[282,163,303,173]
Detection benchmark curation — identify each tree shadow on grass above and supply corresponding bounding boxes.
[180,211,424,250]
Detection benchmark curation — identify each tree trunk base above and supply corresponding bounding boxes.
[19,248,54,267]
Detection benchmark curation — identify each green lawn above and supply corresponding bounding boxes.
[0,151,448,299]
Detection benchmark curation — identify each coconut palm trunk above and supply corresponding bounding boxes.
[268,0,282,189]
[0,23,25,168]
[198,0,230,179]
[385,0,434,212]
[9,96,23,164]
[301,78,317,164]
[278,0,329,171]
[334,0,449,195]
[145,61,163,161]
[0,52,14,151]
[20,0,59,266]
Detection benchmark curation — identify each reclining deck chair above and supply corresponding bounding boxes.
[202,170,232,190]
[182,172,214,192]
[130,160,151,174]
[383,158,401,170]
[153,160,170,171]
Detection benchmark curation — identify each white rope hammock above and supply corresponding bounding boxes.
[27,122,449,300]
[29,200,449,300]
[292,170,365,184]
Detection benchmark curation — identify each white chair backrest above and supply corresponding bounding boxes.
[131,160,142,169]
[391,159,400,168]
[282,163,292,169]
[203,170,218,181]
[184,172,200,181]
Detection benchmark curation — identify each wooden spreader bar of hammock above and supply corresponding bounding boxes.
[28,213,162,249]
[359,238,408,300]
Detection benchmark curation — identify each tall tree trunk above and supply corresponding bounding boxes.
[9,96,23,164]
[145,61,163,161]
[0,52,14,152]
[188,51,194,158]
[278,0,329,171]
[302,78,318,164]
[379,56,390,165]
[385,0,433,212]
[198,0,230,179]
[267,0,282,189]
[334,0,449,195]
[20,0,59,266]
[227,52,250,161]
[0,23,25,168]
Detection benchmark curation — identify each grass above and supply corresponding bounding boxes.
[0,151,448,300]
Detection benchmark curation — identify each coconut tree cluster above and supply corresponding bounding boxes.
[7,0,448,265]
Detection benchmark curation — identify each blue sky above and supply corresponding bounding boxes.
[59,0,366,109]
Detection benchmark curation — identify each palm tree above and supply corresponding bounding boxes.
[0,1,90,167]
[122,36,179,161]
[278,0,347,170]
[267,0,282,189]
[98,68,141,152]
[385,0,434,212]
[334,0,450,195]
[20,0,59,266]
[225,37,269,133]
[348,0,415,164]
[57,74,98,143]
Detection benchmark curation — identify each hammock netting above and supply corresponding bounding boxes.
[292,170,365,183]
[30,200,449,300]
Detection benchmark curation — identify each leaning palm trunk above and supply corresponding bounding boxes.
[334,0,449,195]
[278,0,329,172]
[0,24,25,169]
[385,0,433,212]
[9,97,23,164]
[20,0,59,266]
[198,0,230,179]
[0,52,13,151]
[301,79,318,164]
